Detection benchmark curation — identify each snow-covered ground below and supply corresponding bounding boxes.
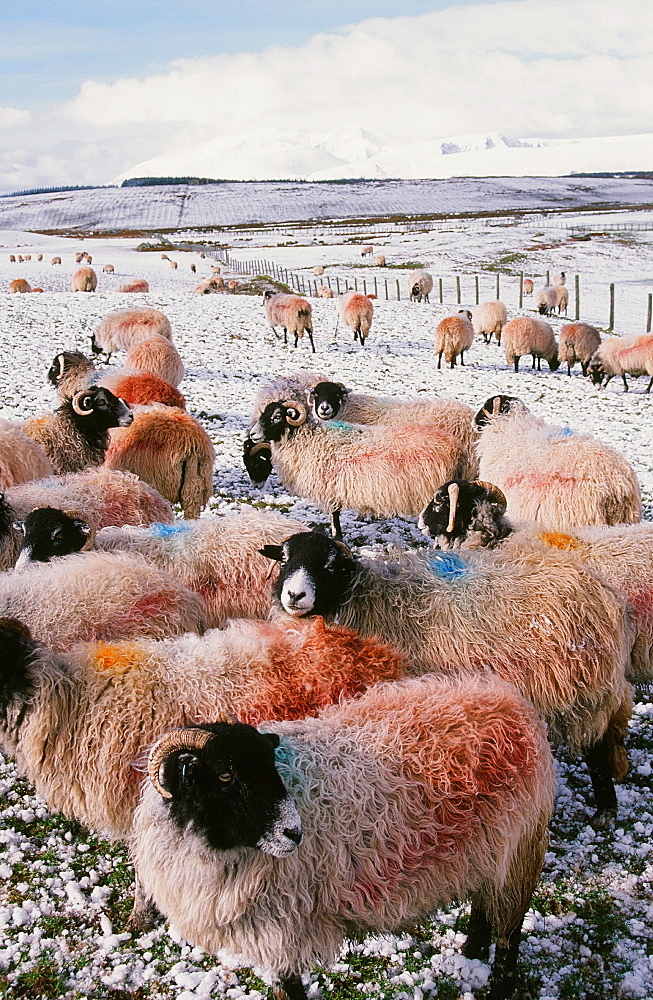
[0,211,651,999]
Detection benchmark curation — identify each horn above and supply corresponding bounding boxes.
[492,396,502,415]
[249,442,271,457]
[446,482,460,534]
[148,728,215,799]
[72,391,94,415]
[282,400,307,426]
[472,481,508,509]
[62,509,96,550]
[57,354,66,377]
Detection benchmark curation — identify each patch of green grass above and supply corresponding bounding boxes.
[479,252,528,274]
[384,261,425,269]
[9,956,67,999]
[230,276,292,296]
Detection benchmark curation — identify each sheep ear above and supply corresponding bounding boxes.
[259,544,284,561]
[261,732,280,749]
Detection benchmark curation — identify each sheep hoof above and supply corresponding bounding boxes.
[124,897,162,935]
[273,975,308,1000]
[590,807,617,832]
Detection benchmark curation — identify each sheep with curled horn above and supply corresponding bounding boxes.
[261,528,634,829]
[418,479,509,550]
[133,675,555,1000]
[47,350,186,409]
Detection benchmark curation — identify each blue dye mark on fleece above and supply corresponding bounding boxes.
[148,521,193,538]
[329,420,356,433]
[426,551,468,580]
[548,426,575,439]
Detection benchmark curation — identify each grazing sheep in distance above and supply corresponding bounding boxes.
[8,255,15,263]
[102,264,115,273]
[23,255,31,262]
[263,291,314,352]
[338,290,373,345]
[474,394,642,527]
[501,316,559,372]
[37,254,43,262]
[47,350,186,410]
[91,308,173,360]
[312,266,324,276]
[193,278,224,294]
[133,677,555,1000]
[71,267,98,292]
[161,254,169,261]
[374,254,386,266]
[555,285,569,314]
[210,264,220,273]
[228,280,239,290]
[170,261,178,270]
[51,257,62,265]
[408,270,433,303]
[125,335,184,388]
[535,286,557,316]
[558,322,601,376]
[317,285,333,298]
[75,252,84,264]
[9,279,31,293]
[31,288,44,293]
[104,404,216,519]
[115,279,149,293]
[472,300,508,344]
[190,264,196,273]
[0,421,53,491]
[434,313,474,368]
[588,333,653,393]
[554,271,566,286]
[360,245,373,257]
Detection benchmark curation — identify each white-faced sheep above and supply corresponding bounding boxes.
[408,270,433,303]
[71,266,97,292]
[249,398,471,538]
[91,308,173,360]
[104,404,216,519]
[419,479,653,685]
[588,332,653,393]
[124,335,185,388]
[535,287,557,316]
[6,467,174,529]
[555,285,569,315]
[474,395,642,527]
[0,421,53,490]
[338,290,373,345]
[558,322,601,376]
[47,350,186,409]
[115,279,149,293]
[263,529,634,827]
[501,316,559,372]
[133,678,555,1000]
[434,313,474,368]
[9,278,31,293]
[263,291,314,352]
[472,300,508,344]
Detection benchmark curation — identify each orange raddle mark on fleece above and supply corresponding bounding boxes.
[539,531,581,550]
[92,641,143,675]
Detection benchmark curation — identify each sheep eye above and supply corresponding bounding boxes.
[218,772,233,783]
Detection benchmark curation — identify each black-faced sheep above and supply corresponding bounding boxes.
[408,270,433,303]
[472,300,508,344]
[501,316,559,372]
[263,292,315,352]
[338,291,373,345]
[588,333,653,393]
[434,314,474,368]
[133,677,555,1000]
[47,350,186,409]
[558,323,601,376]
[535,287,557,316]
[91,308,173,360]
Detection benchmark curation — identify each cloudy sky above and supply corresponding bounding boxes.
[0,0,651,193]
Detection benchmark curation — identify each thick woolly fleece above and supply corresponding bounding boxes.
[476,406,642,527]
[0,419,53,491]
[1,617,405,839]
[132,673,555,979]
[501,317,558,369]
[125,335,185,388]
[92,308,173,354]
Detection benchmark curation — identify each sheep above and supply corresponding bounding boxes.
[115,279,149,293]
[75,252,84,264]
[558,322,601,376]
[102,264,115,273]
[338,290,373,345]
[31,288,44,293]
[170,261,178,270]
[47,350,186,409]
[588,332,653,393]
[262,529,634,827]
[6,467,174,529]
[535,286,557,316]
[501,316,559,372]
[9,279,31,293]
[8,255,15,263]
[249,398,470,538]
[555,285,569,315]
[124,335,185,388]
[91,308,173,360]
[474,395,642,527]
[84,253,93,264]
[472,300,508,344]
[553,271,566,286]
[190,263,196,273]
[418,479,653,685]
[360,244,373,257]
[228,280,239,290]
[22,387,133,475]
[23,255,31,262]
[0,550,208,650]
[210,264,220,273]
[263,291,314,351]
[161,254,169,261]
[17,256,23,263]
[0,496,21,571]
[104,403,215,519]
[36,254,43,262]
[133,677,555,1000]
[50,257,61,265]
[408,270,433,303]
[71,266,97,292]
[374,254,386,266]
[312,266,324,276]
[317,285,333,298]
[0,421,53,491]
[193,279,224,294]
[434,313,474,368]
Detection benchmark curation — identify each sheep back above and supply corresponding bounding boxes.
[434,315,474,367]
[339,292,373,340]
[502,316,558,371]
[471,300,508,344]
[558,323,601,374]
[124,335,184,388]
[93,309,172,354]
[0,420,53,491]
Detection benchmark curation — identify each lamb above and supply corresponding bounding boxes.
[558,322,601,376]
[588,332,653,393]
[0,422,53,490]
[408,270,433,303]
[6,467,174,528]
[9,279,31,293]
[434,313,474,368]
[501,316,559,372]
[71,266,97,292]
[474,395,642,527]
[262,529,634,827]
[21,387,133,475]
[104,403,216,519]
[124,335,185,388]
[263,291,315,352]
[47,350,186,409]
[0,551,208,650]
[555,285,569,315]
[374,254,386,266]
[418,479,653,685]
[115,279,149,293]
[338,290,373,345]
[535,287,557,316]
[133,678,555,1000]
[91,308,173,360]
[249,398,471,538]
[472,300,508,344]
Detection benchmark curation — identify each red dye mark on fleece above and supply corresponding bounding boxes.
[505,472,580,491]
[628,588,653,625]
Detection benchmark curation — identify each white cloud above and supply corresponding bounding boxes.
[0,107,31,130]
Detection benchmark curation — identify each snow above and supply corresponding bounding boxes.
[0,194,651,998]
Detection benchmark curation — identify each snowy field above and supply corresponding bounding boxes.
[0,211,651,1000]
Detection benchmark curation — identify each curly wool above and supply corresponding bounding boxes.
[0,420,53,491]
[558,323,601,375]
[93,309,173,354]
[124,336,185,388]
[0,550,208,650]
[71,267,97,292]
[502,316,558,370]
[472,301,508,344]
[53,356,186,409]
[132,673,554,978]
[2,617,405,839]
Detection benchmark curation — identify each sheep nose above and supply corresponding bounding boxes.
[284,827,302,845]
[287,589,305,603]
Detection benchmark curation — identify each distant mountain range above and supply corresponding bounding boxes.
[114,129,653,183]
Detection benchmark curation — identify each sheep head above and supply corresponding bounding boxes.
[418,480,509,550]
[260,531,356,618]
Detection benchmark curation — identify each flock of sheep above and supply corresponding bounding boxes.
[0,245,651,1000]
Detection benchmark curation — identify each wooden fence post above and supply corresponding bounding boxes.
[396,279,400,301]
[475,275,480,305]
[575,274,580,321]
[609,283,615,330]
[519,272,523,309]
[496,273,500,299]
[647,293,652,333]
[456,276,461,304]
[439,278,443,304]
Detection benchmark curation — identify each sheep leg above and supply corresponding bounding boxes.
[283,328,288,345]
[567,362,572,376]
[462,900,492,960]
[646,375,653,393]
[487,922,523,1000]
[460,351,465,365]
[513,357,519,373]
[294,333,299,348]
[273,975,308,1000]
[622,373,629,392]
[424,294,429,303]
[450,357,455,369]
[583,733,618,829]
[329,509,342,540]
[437,352,443,370]
[271,325,281,340]
[308,330,315,353]
[125,876,161,934]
